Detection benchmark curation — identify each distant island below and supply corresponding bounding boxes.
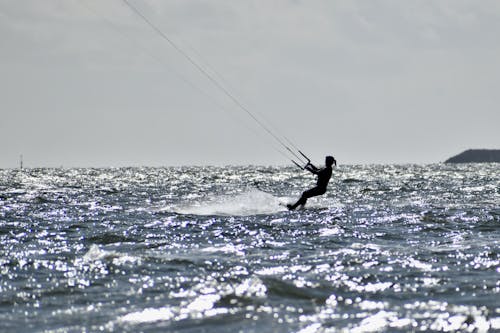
[445,149,500,163]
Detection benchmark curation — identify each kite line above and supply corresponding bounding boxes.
[121,0,310,166]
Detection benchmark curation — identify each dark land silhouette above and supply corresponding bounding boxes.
[445,149,500,163]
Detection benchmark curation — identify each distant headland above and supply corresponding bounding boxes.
[445,149,500,163]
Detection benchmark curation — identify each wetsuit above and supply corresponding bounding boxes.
[288,164,332,210]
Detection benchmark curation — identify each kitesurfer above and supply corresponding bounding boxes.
[287,156,336,210]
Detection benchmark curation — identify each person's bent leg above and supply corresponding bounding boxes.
[288,193,306,210]
[288,187,326,210]
[288,188,318,210]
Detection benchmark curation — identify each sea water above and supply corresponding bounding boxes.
[0,164,498,332]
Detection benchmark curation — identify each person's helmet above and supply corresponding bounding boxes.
[326,156,336,166]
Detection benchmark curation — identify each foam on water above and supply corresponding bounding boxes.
[173,189,289,216]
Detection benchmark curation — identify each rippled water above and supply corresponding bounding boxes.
[0,164,499,332]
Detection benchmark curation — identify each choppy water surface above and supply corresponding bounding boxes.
[0,164,499,332]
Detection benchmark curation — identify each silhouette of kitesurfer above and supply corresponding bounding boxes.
[287,156,336,210]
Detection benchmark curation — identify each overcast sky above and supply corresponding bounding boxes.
[1,0,499,167]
